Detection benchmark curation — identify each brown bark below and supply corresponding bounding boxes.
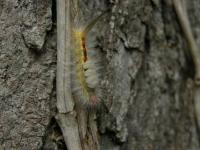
[0,0,200,149]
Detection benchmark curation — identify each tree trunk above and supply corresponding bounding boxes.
[0,0,200,149]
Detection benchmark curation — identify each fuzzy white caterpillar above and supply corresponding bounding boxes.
[71,47,102,109]
[69,12,107,109]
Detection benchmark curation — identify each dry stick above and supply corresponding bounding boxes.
[89,113,100,150]
[57,0,73,113]
[57,0,101,149]
[56,0,82,149]
[173,0,200,81]
[173,0,200,128]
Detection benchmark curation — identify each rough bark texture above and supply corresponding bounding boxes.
[0,0,200,149]
[0,0,57,149]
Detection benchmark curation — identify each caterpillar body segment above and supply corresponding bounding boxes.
[71,41,102,108]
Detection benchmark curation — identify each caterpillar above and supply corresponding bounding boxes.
[70,11,107,109]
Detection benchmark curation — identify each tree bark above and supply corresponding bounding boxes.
[0,0,200,149]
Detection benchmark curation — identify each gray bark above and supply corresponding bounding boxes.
[0,0,56,149]
[0,0,200,150]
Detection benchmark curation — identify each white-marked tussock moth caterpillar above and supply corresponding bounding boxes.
[70,4,108,109]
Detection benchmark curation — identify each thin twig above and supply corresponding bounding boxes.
[173,0,200,84]
[172,0,200,130]
[56,0,82,149]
